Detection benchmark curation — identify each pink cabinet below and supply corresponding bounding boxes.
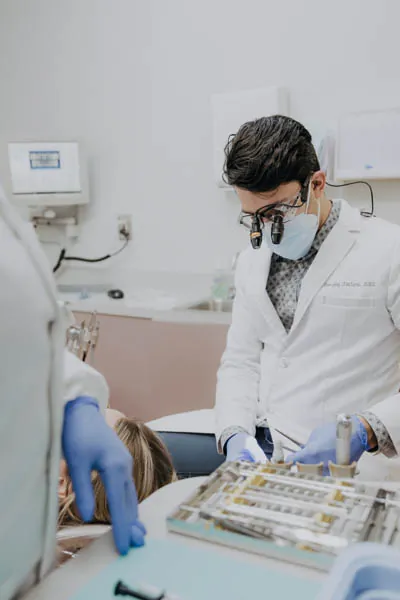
[73,312,229,421]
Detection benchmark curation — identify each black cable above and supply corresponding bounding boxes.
[53,248,66,273]
[326,180,374,217]
[53,234,129,274]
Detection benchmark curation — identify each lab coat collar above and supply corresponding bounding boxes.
[290,199,361,332]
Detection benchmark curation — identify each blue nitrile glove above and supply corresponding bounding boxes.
[226,432,268,463]
[286,416,370,475]
[62,396,146,555]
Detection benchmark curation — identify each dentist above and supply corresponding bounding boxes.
[215,115,400,475]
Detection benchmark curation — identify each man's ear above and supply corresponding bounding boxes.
[311,171,326,199]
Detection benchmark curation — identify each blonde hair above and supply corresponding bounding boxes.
[59,418,177,526]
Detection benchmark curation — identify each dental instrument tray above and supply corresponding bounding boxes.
[166,462,400,571]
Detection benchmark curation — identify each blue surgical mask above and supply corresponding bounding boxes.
[264,185,320,260]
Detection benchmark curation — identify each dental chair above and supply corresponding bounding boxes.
[147,409,224,478]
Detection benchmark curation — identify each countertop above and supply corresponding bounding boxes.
[56,267,232,325]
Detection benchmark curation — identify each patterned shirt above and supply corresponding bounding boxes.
[220,200,396,457]
[266,201,341,331]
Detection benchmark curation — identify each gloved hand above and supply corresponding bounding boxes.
[62,396,146,555]
[286,416,370,475]
[226,432,268,463]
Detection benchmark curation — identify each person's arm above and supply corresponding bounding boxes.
[361,239,400,457]
[59,299,109,411]
[62,349,145,554]
[63,348,109,411]
[356,412,395,457]
[215,254,263,454]
[288,238,400,471]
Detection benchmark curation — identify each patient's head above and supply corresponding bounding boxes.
[59,411,176,526]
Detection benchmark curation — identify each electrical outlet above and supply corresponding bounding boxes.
[118,215,132,240]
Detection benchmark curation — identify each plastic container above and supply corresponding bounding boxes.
[210,269,234,302]
[317,543,400,600]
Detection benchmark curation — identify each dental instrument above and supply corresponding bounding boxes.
[167,461,400,570]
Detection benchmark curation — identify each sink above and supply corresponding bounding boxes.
[186,298,233,312]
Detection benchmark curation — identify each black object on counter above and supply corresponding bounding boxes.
[114,580,165,599]
[108,289,125,299]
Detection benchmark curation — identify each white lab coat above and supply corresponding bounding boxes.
[0,191,109,600]
[215,200,400,480]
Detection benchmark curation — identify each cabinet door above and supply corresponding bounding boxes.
[73,312,153,418]
[148,321,228,421]
[73,312,228,422]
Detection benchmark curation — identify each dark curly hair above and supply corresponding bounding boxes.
[223,115,320,193]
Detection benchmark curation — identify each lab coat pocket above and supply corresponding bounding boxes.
[315,292,393,346]
[315,294,384,339]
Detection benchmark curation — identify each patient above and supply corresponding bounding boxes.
[58,409,177,526]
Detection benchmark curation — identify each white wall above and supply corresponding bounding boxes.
[0,0,400,275]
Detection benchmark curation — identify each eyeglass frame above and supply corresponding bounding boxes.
[238,179,311,231]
